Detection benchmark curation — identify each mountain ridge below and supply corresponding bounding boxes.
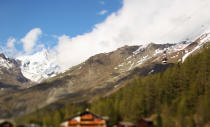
[0,31,209,118]
[0,53,30,90]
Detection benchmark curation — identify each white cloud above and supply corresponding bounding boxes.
[0,37,19,57]
[21,28,42,54]
[98,10,108,15]
[6,37,16,48]
[55,0,210,70]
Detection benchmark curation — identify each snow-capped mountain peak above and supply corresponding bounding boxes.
[17,49,62,82]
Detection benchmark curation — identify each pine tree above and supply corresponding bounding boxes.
[156,113,162,127]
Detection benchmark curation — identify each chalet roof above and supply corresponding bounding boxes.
[67,110,106,121]
[138,118,154,126]
[140,118,153,122]
[0,121,14,127]
[119,121,135,126]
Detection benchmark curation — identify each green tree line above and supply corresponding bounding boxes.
[90,45,210,126]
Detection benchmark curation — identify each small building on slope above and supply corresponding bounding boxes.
[117,119,153,127]
[66,110,107,127]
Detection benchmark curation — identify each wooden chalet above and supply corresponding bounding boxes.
[0,121,14,127]
[117,119,153,127]
[117,122,135,127]
[67,110,106,127]
[136,119,153,127]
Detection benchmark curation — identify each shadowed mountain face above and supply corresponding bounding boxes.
[0,54,31,92]
[0,32,209,118]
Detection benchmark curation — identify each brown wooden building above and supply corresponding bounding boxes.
[117,122,135,127]
[67,110,106,127]
[0,121,14,127]
[136,119,153,127]
[117,119,153,127]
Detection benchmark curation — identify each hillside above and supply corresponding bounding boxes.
[0,43,173,118]
[16,43,210,127]
[0,32,209,119]
[0,54,31,93]
[90,44,210,127]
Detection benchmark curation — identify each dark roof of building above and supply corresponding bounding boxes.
[0,121,14,127]
[67,110,106,121]
[138,119,154,126]
[119,121,135,126]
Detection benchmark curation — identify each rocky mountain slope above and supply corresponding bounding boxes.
[0,32,209,118]
[0,48,61,95]
[0,54,30,91]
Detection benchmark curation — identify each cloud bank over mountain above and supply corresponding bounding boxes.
[3,0,210,70]
[55,0,210,69]
[21,28,42,54]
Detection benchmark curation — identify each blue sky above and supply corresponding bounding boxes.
[0,0,122,53]
[1,0,210,69]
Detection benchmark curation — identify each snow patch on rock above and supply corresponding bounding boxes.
[0,55,14,69]
[136,55,149,66]
[182,32,210,62]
